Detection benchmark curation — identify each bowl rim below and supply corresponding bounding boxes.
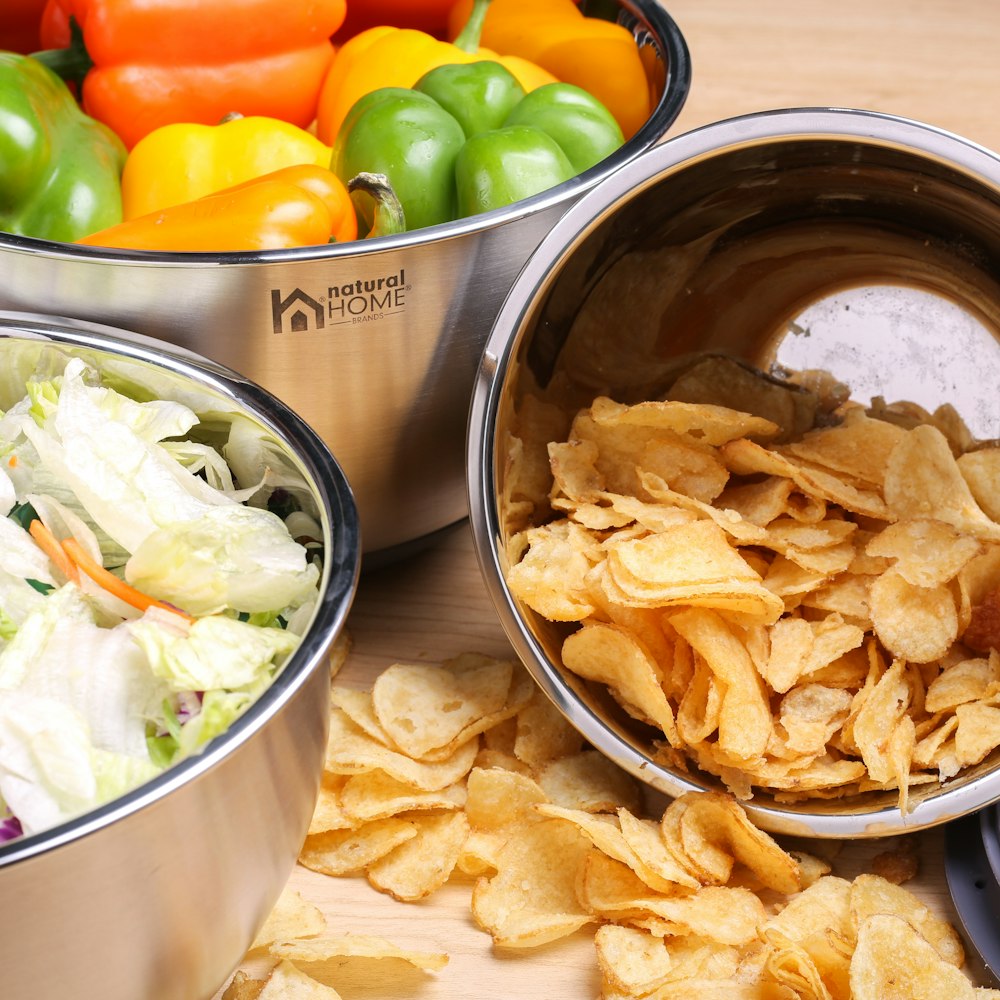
[466,107,1000,838]
[0,0,691,267]
[0,311,361,865]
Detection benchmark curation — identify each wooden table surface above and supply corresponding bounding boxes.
[226,1,1000,994]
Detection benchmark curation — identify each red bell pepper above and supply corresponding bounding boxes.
[335,0,455,42]
[2,0,48,52]
[36,0,347,149]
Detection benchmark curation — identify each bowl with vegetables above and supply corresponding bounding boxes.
[0,0,690,560]
[0,311,360,1000]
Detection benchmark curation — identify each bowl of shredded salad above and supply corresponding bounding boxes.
[0,311,360,1000]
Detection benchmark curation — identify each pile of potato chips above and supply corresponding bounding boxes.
[502,356,1000,811]
[222,649,996,999]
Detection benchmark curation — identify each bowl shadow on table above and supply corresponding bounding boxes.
[471,109,1000,839]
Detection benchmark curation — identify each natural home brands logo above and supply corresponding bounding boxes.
[270,268,407,334]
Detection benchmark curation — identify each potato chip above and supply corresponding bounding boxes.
[595,924,675,997]
[338,771,466,824]
[765,876,853,997]
[604,521,785,623]
[778,684,853,758]
[471,817,595,947]
[616,807,702,891]
[884,424,1000,541]
[865,518,982,587]
[676,654,724,745]
[537,803,692,894]
[869,569,958,664]
[925,654,1000,712]
[761,614,865,694]
[849,914,974,1000]
[511,689,585,767]
[958,447,1000,522]
[718,476,798,527]
[782,412,906,487]
[674,792,802,894]
[535,749,643,814]
[955,701,1000,767]
[506,519,602,621]
[270,934,448,971]
[849,873,964,966]
[324,708,479,790]
[370,656,516,758]
[257,960,343,999]
[721,438,888,519]
[670,609,773,760]
[588,393,781,447]
[762,931,835,1000]
[298,818,417,876]
[250,888,326,952]
[366,811,470,901]
[561,621,679,743]
[308,776,354,836]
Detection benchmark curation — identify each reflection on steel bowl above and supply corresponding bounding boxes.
[468,108,1000,839]
[0,0,690,561]
[0,312,360,1000]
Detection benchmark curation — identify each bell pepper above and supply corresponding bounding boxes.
[332,61,623,232]
[447,0,652,139]
[77,164,359,252]
[0,52,125,243]
[2,0,48,52]
[315,0,557,143]
[121,115,334,220]
[34,0,347,149]
[335,0,454,43]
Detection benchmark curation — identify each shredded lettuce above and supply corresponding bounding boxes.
[0,354,323,843]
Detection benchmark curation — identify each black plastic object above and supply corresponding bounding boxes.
[945,805,1000,986]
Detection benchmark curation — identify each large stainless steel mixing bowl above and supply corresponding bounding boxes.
[468,108,1000,838]
[0,312,360,1000]
[0,0,690,561]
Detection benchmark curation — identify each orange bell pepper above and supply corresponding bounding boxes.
[77,165,358,252]
[446,0,652,139]
[36,0,347,149]
[315,0,557,143]
[121,115,334,220]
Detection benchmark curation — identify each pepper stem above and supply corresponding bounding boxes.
[348,173,408,239]
[453,0,492,53]
[31,16,93,89]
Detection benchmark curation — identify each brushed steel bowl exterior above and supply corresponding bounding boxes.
[468,108,1000,838]
[0,312,361,999]
[0,0,690,560]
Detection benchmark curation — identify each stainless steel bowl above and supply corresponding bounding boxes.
[0,312,360,1000]
[468,108,1000,838]
[0,0,690,561]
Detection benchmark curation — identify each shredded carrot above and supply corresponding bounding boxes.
[7,454,16,468]
[28,519,80,583]
[61,537,196,623]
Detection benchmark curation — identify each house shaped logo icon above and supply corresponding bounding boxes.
[271,288,325,334]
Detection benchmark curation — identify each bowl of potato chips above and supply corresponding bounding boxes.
[468,108,1000,837]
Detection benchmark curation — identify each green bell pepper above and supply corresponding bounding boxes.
[0,53,126,243]
[331,61,624,232]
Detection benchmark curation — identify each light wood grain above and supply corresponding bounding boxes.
[220,2,1000,994]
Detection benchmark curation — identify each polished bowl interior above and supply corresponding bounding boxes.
[469,109,1000,838]
[0,312,360,1000]
[0,0,690,562]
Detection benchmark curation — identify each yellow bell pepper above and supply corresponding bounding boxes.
[121,115,334,220]
[314,0,557,143]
